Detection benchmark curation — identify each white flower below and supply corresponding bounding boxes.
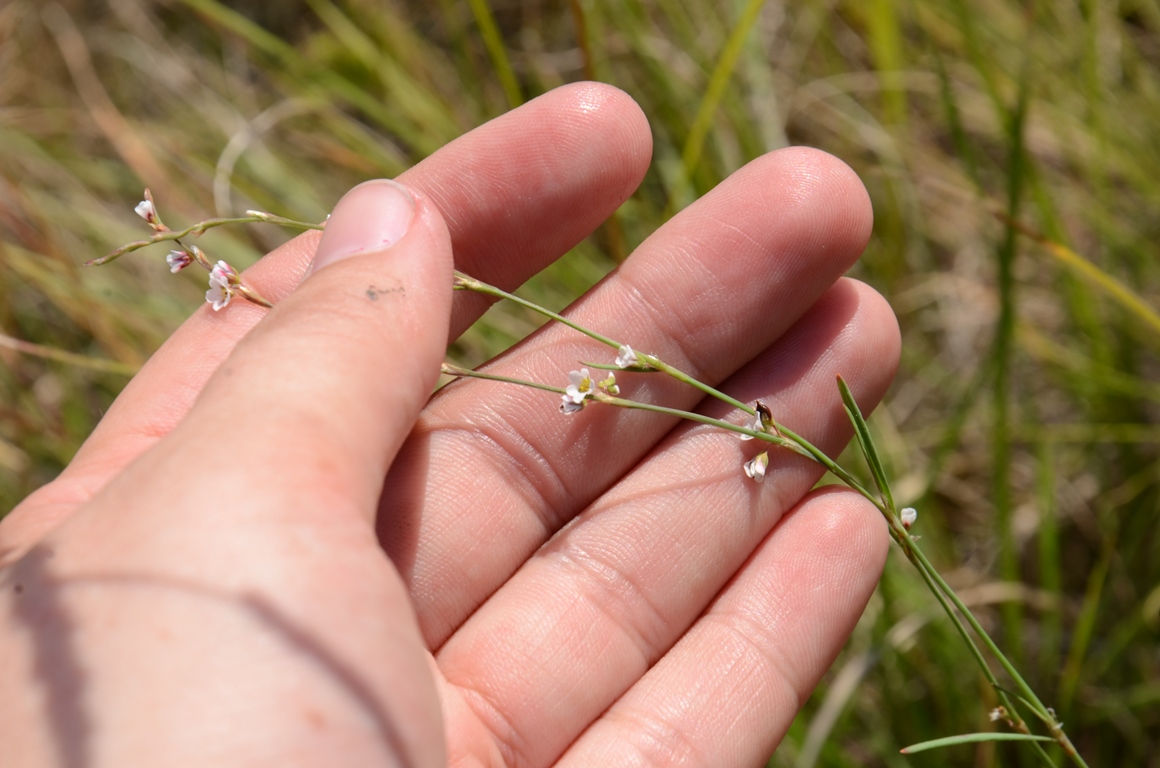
[743,452,769,482]
[205,260,236,311]
[134,199,155,223]
[205,280,232,311]
[900,507,917,529]
[166,249,193,273]
[615,344,639,368]
[560,368,596,414]
[989,707,1003,722]
[565,368,594,403]
[598,373,619,396]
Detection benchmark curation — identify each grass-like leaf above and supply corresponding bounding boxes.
[901,732,1056,754]
[837,375,895,513]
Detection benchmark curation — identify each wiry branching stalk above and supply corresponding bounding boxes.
[98,197,1090,766]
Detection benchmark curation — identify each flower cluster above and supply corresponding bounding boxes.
[561,346,781,485]
[128,192,269,311]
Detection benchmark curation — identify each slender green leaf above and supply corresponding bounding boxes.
[466,0,523,108]
[901,733,1056,754]
[676,0,767,200]
[837,374,895,512]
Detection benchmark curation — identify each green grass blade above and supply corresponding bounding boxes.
[992,9,1034,660]
[1060,529,1116,712]
[866,0,907,125]
[304,0,460,138]
[466,0,523,108]
[176,0,437,153]
[677,0,767,194]
[901,733,1056,755]
[0,333,139,376]
[1035,440,1063,685]
[1006,217,1160,340]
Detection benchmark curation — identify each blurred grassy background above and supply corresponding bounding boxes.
[2,0,1158,764]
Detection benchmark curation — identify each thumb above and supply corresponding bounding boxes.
[170,179,454,513]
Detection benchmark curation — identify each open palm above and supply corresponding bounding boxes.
[0,83,898,767]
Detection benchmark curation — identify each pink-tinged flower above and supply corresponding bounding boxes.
[739,411,763,441]
[205,260,237,311]
[743,452,769,482]
[615,344,639,368]
[134,199,156,223]
[900,507,917,530]
[209,259,235,282]
[560,393,585,414]
[166,249,193,273]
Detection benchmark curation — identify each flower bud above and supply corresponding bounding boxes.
[900,507,917,530]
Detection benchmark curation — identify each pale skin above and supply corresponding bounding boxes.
[0,83,900,767]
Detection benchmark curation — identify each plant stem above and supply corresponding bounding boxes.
[440,362,566,395]
[104,209,1089,766]
[453,271,622,348]
[451,273,886,505]
[441,363,805,455]
[88,213,323,265]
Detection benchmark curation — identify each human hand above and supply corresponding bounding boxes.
[0,83,899,767]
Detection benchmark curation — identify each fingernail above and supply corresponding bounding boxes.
[308,179,416,276]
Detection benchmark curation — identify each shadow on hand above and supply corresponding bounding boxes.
[2,544,416,767]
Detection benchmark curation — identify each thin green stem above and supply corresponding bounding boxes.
[89,213,323,265]
[453,273,754,408]
[639,355,753,415]
[451,272,879,502]
[908,542,1088,765]
[454,273,810,434]
[777,423,878,506]
[896,533,1055,764]
[902,733,1055,755]
[441,363,804,455]
[454,271,622,349]
[440,363,565,395]
[595,395,808,456]
[837,375,1081,764]
[908,543,1051,720]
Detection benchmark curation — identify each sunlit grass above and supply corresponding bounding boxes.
[2,0,1157,763]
